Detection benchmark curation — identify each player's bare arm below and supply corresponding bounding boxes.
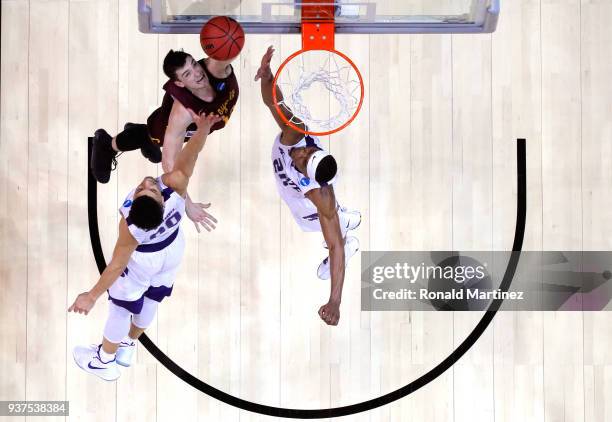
[162,100,217,232]
[162,111,222,197]
[306,186,345,326]
[68,218,138,315]
[161,100,194,173]
[260,44,360,326]
[255,46,306,145]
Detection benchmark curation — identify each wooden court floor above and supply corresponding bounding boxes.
[1,1,612,421]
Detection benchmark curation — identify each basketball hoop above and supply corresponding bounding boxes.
[272,2,364,136]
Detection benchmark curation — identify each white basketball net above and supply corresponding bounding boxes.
[276,50,362,134]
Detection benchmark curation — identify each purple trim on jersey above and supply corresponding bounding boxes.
[135,227,179,253]
[305,135,317,147]
[161,187,173,201]
[126,216,133,226]
[109,285,174,313]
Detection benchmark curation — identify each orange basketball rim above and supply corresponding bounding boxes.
[272,1,365,137]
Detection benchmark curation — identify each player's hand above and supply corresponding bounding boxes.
[188,110,223,134]
[68,292,96,315]
[318,301,340,326]
[186,200,218,233]
[254,45,275,81]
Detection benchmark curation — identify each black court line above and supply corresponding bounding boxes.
[87,137,527,418]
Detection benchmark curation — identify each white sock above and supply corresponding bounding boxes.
[98,347,115,364]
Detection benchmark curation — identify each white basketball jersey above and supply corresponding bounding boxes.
[119,176,186,246]
[271,133,336,231]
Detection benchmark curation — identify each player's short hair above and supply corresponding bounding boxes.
[163,49,190,80]
[314,155,338,185]
[128,196,164,231]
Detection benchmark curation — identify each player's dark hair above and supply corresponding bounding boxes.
[315,155,338,185]
[128,196,164,231]
[163,49,190,80]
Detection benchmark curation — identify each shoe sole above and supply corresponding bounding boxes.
[72,348,120,382]
[116,359,131,367]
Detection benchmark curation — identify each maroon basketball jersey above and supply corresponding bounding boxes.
[146,58,239,145]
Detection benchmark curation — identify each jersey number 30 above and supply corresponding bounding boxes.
[149,211,182,241]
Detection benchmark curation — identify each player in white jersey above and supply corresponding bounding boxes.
[68,111,221,381]
[255,46,361,326]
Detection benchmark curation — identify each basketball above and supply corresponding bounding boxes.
[200,16,245,61]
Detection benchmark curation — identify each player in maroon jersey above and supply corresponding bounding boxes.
[91,49,239,232]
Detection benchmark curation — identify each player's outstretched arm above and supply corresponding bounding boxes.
[161,101,193,175]
[161,102,217,233]
[254,46,306,143]
[306,186,345,326]
[162,111,221,197]
[68,218,138,315]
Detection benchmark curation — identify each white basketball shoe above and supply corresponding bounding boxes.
[317,236,360,280]
[115,339,136,367]
[342,208,362,231]
[73,344,120,381]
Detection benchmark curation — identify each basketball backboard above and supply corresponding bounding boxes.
[138,0,500,34]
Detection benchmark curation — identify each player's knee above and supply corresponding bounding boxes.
[132,297,159,329]
[103,302,132,344]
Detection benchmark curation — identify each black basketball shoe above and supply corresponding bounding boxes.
[123,122,162,164]
[91,129,118,184]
